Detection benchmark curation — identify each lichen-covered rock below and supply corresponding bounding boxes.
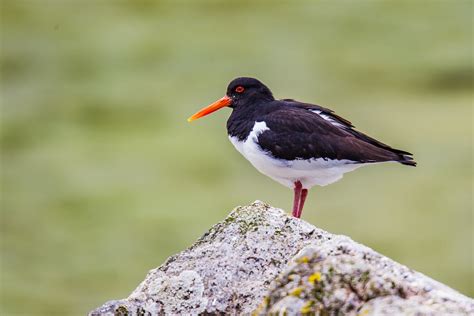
[90,201,327,315]
[90,201,473,316]
[260,240,474,315]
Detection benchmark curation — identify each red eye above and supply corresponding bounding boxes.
[235,86,245,93]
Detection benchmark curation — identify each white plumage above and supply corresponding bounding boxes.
[229,121,366,189]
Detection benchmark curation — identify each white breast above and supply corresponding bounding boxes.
[229,121,365,189]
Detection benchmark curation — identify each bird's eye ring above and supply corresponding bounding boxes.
[235,86,245,93]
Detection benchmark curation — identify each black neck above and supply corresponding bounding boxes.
[227,98,275,141]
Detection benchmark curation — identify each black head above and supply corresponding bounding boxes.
[226,77,274,107]
[188,77,274,122]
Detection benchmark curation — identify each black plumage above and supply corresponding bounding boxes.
[226,78,415,166]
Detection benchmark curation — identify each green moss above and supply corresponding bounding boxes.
[328,267,335,278]
[360,271,370,284]
[312,285,325,302]
[227,208,268,235]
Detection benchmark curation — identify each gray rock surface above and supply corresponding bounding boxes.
[90,201,473,315]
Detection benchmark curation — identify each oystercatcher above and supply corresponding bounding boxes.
[188,77,416,218]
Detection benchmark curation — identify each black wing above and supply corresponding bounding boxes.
[282,99,414,156]
[257,102,416,166]
[281,99,355,129]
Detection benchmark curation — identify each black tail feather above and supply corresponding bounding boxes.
[398,153,417,166]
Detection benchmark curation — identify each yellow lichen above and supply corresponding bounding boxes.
[308,272,322,284]
[252,297,270,316]
[289,287,303,296]
[357,308,370,316]
[251,306,262,316]
[296,256,310,263]
[300,300,314,314]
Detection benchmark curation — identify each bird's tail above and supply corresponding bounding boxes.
[397,152,417,166]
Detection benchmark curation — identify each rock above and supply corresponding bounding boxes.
[261,242,473,315]
[90,201,473,315]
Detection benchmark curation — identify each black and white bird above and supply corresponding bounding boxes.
[188,77,416,218]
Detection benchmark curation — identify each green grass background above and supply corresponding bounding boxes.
[1,1,472,315]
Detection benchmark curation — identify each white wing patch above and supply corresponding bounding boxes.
[310,110,346,128]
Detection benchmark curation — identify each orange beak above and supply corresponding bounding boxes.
[187,95,232,122]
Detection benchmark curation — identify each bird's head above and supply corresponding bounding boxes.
[187,77,274,122]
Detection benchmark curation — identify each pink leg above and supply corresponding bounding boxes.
[297,189,308,218]
[292,181,302,217]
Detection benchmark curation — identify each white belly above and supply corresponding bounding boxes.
[229,121,365,189]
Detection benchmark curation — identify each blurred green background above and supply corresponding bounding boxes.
[1,0,472,315]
